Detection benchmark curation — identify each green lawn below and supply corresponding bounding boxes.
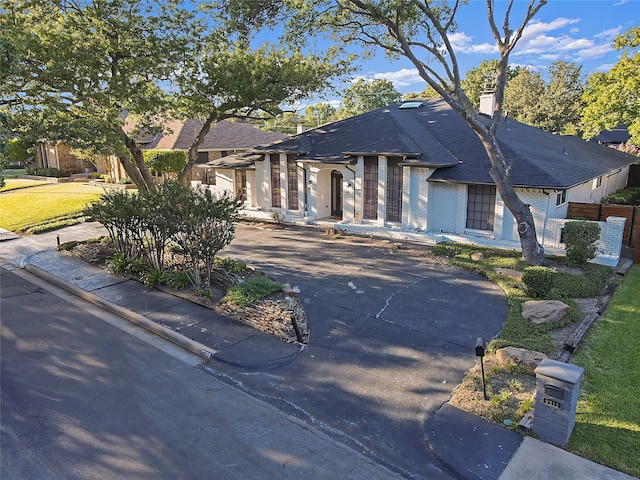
[0,182,104,233]
[0,178,48,192]
[569,265,640,477]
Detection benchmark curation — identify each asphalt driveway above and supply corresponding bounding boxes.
[218,223,508,479]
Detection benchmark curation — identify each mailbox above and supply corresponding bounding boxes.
[475,337,486,357]
[533,359,584,446]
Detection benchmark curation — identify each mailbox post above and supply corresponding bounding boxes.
[533,359,584,446]
[475,337,488,400]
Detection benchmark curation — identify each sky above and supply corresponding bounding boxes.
[301,0,639,108]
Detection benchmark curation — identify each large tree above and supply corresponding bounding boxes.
[289,0,548,265]
[0,0,349,191]
[337,78,402,119]
[538,60,584,134]
[503,68,546,125]
[581,26,640,147]
[462,59,520,108]
[305,103,338,128]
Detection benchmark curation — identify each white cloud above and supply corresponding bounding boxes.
[374,68,424,88]
[557,38,595,51]
[576,43,615,61]
[594,26,623,40]
[596,63,615,72]
[519,17,581,44]
[613,0,630,5]
[449,32,498,55]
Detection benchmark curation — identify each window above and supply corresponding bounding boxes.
[287,159,299,210]
[386,157,403,223]
[270,155,281,208]
[466,184,496,231]
[235,169,247,202]
[556,189,567,206]
[197,151,209,164]
[593,176,603,189]
[363,156,378,220]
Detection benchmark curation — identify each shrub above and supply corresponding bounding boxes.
[431,244,461,257]
[32,167,64,177]
[214,256,247,273]
[143,149,187,176]
[522,266,556,298]
[563,220,601,267]
[602,187,640,206]
[224,276,283,307]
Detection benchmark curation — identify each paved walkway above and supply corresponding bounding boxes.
[0,222,635,480]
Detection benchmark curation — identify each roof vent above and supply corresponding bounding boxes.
[399,101,423,110]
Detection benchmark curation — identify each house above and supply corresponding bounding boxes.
[132,118,287,190]
[33,141,97,176]
[205,99,635,265]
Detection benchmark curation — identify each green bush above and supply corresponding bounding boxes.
[214,256,247,273]
[224,276,283,307]
[564,221,601,267]
[522,266,556,298]
[32,167,64,177]
[602,187,640,206]
[143,149,187,175]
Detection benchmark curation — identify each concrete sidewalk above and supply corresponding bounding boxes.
[0,223,636,480]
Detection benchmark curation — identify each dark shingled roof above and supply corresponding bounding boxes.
[135,119,288,151]
[591,125,630,145]
[256,99,635,189]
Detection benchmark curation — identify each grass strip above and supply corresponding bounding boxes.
[569,265,640,477]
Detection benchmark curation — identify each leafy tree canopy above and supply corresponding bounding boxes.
[581,26,640,146]
[337,78,402,119]
[0,0,352,191]
[305,103,338,128]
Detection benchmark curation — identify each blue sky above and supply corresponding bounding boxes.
[303,0,639,108]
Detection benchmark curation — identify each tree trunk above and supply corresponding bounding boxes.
[473,125,547,266]
[120,129,156,192]
[118,154,147,190]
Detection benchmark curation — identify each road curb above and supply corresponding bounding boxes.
[23,263,219,361]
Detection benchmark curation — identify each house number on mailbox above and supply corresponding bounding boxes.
[543,397,562,409]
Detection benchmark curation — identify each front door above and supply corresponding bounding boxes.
[331,170,343,219]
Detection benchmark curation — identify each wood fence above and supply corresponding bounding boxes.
[567,202,639,246]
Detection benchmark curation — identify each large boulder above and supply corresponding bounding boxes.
[521,300,569,325]
[495,347,548,375]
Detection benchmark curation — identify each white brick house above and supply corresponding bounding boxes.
[205,99,635,265]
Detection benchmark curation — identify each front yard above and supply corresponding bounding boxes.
[0,182,104,233]
[428,242,639,477]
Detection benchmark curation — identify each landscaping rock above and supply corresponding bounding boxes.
[495,347,548,375]
[521,300,569,325]
[470,252,484,261]
[496,268,523,281]
[215,293,309,344]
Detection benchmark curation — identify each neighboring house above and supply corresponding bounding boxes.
[206,99,635,265]
[33,141,97,176]
[124,118,286,200]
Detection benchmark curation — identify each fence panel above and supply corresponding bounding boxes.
[568,202,637,246]
[567,203,600,221]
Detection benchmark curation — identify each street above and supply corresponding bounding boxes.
[0,266,401,480]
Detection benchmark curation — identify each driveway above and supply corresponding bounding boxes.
[218,223,508,479]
